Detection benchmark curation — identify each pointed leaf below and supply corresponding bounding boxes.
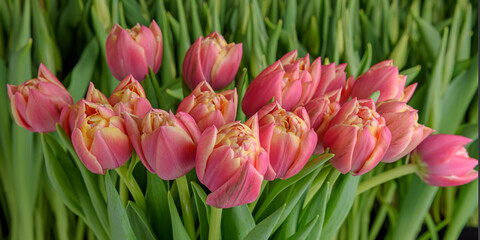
[244,204,285,240]
[167,192,191,240]
[126,202,157,240]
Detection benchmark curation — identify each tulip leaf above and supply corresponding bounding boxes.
[105,172,137,240]
[287,215,319,240]
[167,191,192,240]
[321,173,360,240]
[191,182,210,240]
[146,172,172,240]
[222,205,256,240]
[126,202,157,240]
[444,180,478,240]
[301,182,330,240]
[412,14,441,62]
[244,204,285,240]
[121,0,148,26]
[456,3,472,62]
[401,65,422,85]
[388,31,409,70]
[0,58,11,161]
[369,91,380,103]
[68,39,99,102]
[357,43,372,76]
[442,0,464,91]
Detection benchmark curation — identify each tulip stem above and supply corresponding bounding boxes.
[119,179,128,207]
[115,165,146,211]
[175,175,196,240]
[209,207,222,240]
[356,164,418,195]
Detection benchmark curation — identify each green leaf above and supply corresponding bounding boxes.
[146,172,172,240]
[456,3,472,61]
[412,14,441,61]
[287,215,319,240]
[301,182,330,240]
[357,43,372,76]
[222,205,256,240]
[191,182,210,240]
[106,172,137,240]
[442,0,465,91]
[244,204,285,240]
[68,39,99,102]
[444,180,478,240]
[121,0,148,26]
[369,91,380,103]
[388,32,409,70]
[167,192,192,240]
[126,202,157,240]
[401,65,422,85]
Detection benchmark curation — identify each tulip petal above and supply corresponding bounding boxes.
[324,125,358,174]
[118,29,149,80]
[202,145,236,191]
[354,126,391,175]
[124,113,152,171]
[426,171,478,187]
[196,125,218,181]
[183,38,206,90]
[72,129,104,174]
[283,129,317,179]
[26,89,59,132]
[211,43,243,90]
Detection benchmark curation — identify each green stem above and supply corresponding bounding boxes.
[356,164,417,195]
[175,175,196,240]
[119,178,128,207]
[115,165,146,211]
[209,207,222,240]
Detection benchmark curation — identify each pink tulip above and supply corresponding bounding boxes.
[257,102,317,180]
[124,109,201,180]
[71,100,132,174]
[241,50,321,117]
[311,62,347,99]
[350,60,416,102]
[85,82,109,105]
[60,101,81,137]
[302,95,340,154]
[183,32,243,91]
[7,63,73,133]
[412,134,478,187]
[196,115,269,208]
[177,81,237,131]
[324,98,391,175]
[109,75,152,118]
[106,20,163,81]
[376,100,434,163]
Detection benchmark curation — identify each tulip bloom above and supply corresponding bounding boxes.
[324,98,391,175]
[109,75,152,118]
[196,115,269,208]
[311,62,347,99]
[242,50,321,117]
[376,100,433,163]
[412,134,478,187]
[7,63,73,133]
[350,60,416,102]
[124,109,201,180]
[106,20,163,81]
[71,101,132,174]
[177,81,237,131]
[183,32,243,91]
[257,103,317,180]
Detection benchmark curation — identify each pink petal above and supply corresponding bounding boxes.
[211,43,243,90]
[202,145,236,191]
[354,126,391,175]
[425,171,478,187]
[124,113,151,171]
[183,38,206,90]
[26,89,59,132]
[241,69,284,117]
[324,125,358,174]
[195,125,218,181]
[149,20,163,73]
[283,129,317,179]
[118,29,149,80]
[72,129,104,174]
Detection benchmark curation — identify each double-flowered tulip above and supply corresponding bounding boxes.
[124,109,201,180]
[106,20,163,81]
[177,81,237,131]
[8,64,73,133]
[183,32,243,91]
[109,75,152,118]
[411,134,478,187]
[196,115,269,208]
[324,98,391,175]
[311,62,347,99]
[257,103,317,180]
[71,101,132,174]
[350,60,416,102]
[242,50,321,116]
[376,100,433,163]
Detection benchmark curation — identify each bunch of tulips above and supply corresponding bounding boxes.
[7,20,478,210]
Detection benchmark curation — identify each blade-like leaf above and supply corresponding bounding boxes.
[126,202,157,240]
[106,172,137,240]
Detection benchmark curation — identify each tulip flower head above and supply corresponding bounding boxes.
[106,20,163,81]
[411,134,478,187]
[109,75,152,118]
[177,81,237,131]
[311,62,347,99]
[71,101,132,174]
[376,100,433,163]
[196,115,269,208]
[124,109,201,180]
[324,98,391,175]
[7,63,73,133]
[242,50,321,117]
[258,102,317,180]
[183,32,243,91]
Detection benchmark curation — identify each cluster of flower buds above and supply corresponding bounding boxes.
[7,21,477,209]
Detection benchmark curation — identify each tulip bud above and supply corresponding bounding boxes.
[242,50,321,117]
[86,82,109,105]
[71,100,132,174]
[302,95,341,154]
[60,101,81,137]
[183,31,243,91]
[7,63,73,133]
[257,102,317,180]
[177,81,237,131]
[196,115,269,208]
[411,134,478,187]
[311,62,347,99]
[106,20,163,81]
[324,98,391,175]
[376,100,433,163]
[109,75,152,118]
[124,109,201,180]
[350,60,415,103]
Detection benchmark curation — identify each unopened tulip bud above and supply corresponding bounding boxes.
[7,64,73,133]
[109,75,152,118]
[412,134,478,187]
[183,32,243,91]
[106,20,163,81]
[177,81,237,131]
